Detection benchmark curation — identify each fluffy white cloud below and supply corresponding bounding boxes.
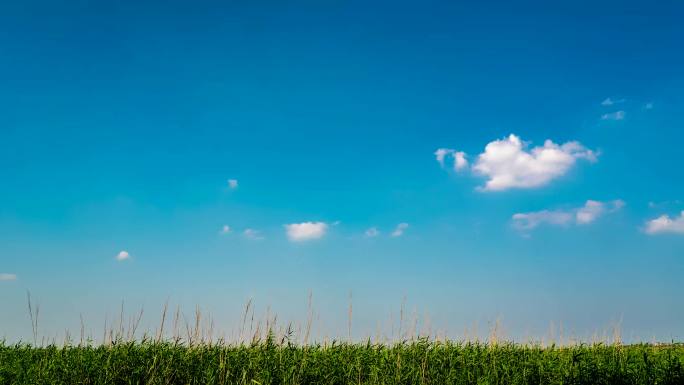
[243,228,264,240]
[228,179,239,189]
[513,200,624,230]
[454,151,468,171]
[644,211,684,235]
[365,227,380,237]
[601,111,625,120]
[391,223,409,237]
[220,225,231,234]
[116,251,130,261]
[470,134,597,191]
[0,273,17,281]
[284,222,328,242]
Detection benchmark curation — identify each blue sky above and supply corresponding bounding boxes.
[1,0,683,343]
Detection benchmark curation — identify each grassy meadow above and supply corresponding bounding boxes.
[2,298,683,384]
[1,340,683,384]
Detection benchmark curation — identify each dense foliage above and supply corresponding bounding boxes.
[1,340,683,385]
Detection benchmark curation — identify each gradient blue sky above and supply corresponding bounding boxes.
[1,0,683,342]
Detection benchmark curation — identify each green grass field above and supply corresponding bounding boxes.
[1,339,683,384]
[4,298,682,384]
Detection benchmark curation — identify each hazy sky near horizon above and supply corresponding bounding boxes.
[1,0,683,342]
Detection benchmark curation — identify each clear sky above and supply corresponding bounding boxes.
[1,0,683,343]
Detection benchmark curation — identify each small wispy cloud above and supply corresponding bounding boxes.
[391,223,409,237]
[116,251,130,261]
[243,228,264,240]
[284,222,328,242]
[512,210,574,230]
[576,199,625,224]
[512,200,624,231]
[434,148,455,167]
[601,97,625,106]
[0,273,17,281]
[220,225,231,234]
[434,148,468,171]
[601,111,625,121]
[648,200,682,209]
[644,102,654,110]
[228,179,239,189]
[644,211,684,235]
[365,227,380,238]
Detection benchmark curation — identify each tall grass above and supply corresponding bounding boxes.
[2,340,683,384]
[2,296,682,384]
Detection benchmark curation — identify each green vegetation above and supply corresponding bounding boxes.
[4,298,681,384]
[1,339,683,385]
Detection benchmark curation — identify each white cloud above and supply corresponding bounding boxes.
[575,199,625,224]
[365,227,380,237]
[454,151,468,171]
[243,228,264,240]
[648,200,682,209]
[513,200,624,230]
[391,223,409,237]
[228,179,239,189]
[284,222,328,242]
[0,273,17,281]
[220,225,231,234]
[644,211,684,235]
[435,148,468,171]
[644,102,654,110]
[512,210,574,230]
[434,148,455,167]
[601,111,625,120]
[116,251,130,261]
[470,134,597,191]
[601,97,625,106]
